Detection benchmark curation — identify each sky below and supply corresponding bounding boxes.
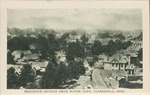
[8,9,142,31]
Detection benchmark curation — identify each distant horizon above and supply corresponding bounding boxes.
[7,27,142,34]
[8,9,142,31]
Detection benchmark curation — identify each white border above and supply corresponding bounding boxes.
[0,1,149,94]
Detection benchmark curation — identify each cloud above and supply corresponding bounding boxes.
[8,9,142,31]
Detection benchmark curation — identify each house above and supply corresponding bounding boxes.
[104,75,119,89]
[102,70,128,89]
[55,50,66,64]
[133,41,142,47]
[7,64,23,75]
[55,33,63,39]
[29,34,37,38]
[75,57,83,62]
[125,64,136,75]
[87,33,96,44]
[65,33,81,43]
[129,54,139,65]
[29,44,37,50]
[127,40,142,52]
[22,53,39,61]
[12,50,22,61]
[22,50,32,55]
[121,50,139,65]
[103,54,128,71]
[11,50,33,61]
[31,61,49,75]
[103,51,139,75]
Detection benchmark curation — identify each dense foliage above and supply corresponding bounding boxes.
[138,48,142,61]
[7,28,139,89]
[7,67,20,89]
[97,31,125,40]
[90,40,132,56]
[7,51,15,64]
[40,57,85,89]
[20,64,35,87]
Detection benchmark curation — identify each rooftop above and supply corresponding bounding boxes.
[22,53,39,60]
[103,54,128,63]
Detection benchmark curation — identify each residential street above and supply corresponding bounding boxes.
[75,68,107,89]
[91,69,107,89]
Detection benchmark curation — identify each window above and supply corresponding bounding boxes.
[121,64,123,67]
[116,64,118,67]
[112,63,114,66]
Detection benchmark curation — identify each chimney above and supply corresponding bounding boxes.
[128,56,131,65]
[119,55,121,60]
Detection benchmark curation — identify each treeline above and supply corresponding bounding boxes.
[131,32,142,41]
[7,32,132,63]
[97,32,126,40]
[91,40,132,56]
[8,28,57,37]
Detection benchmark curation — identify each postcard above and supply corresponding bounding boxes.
[0,0,149,95]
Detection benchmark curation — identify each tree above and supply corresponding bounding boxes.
[122,41,132,49]
[7,67,20,89]
[53,62,68,87]
[81,35,89,45]
[58,33,69,51]
[132,32,142,41]
[37,35,48,60]
[100,32,112,39]
[75,39,85,58]
[67,61,85,80]
[47,34,59,58]
[7,36,30,51]
[114,33,125,40]
[40,57,68,89]
[40,61,58,89]
[7,51,15,64]
[20,64,34,87]
[115,40,122,50]
[91,40,102,56]
[36,34,58,60]
[138,48,142,61]
[66,40,85,61]
[104,40,117,56]
[41,58,86,89]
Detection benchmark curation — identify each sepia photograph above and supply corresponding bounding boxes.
[7,9,143,89]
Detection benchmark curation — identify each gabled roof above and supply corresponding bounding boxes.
[31,61,49,70]
[133,40,142,44]
[22,50,31,55]
[130,54,138,57]
[103,54,128,63]
[129,50,138,54]
[7,64,23,74]
[12,50,22,56]
[22,54,39,60]
[118,49,138,57]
